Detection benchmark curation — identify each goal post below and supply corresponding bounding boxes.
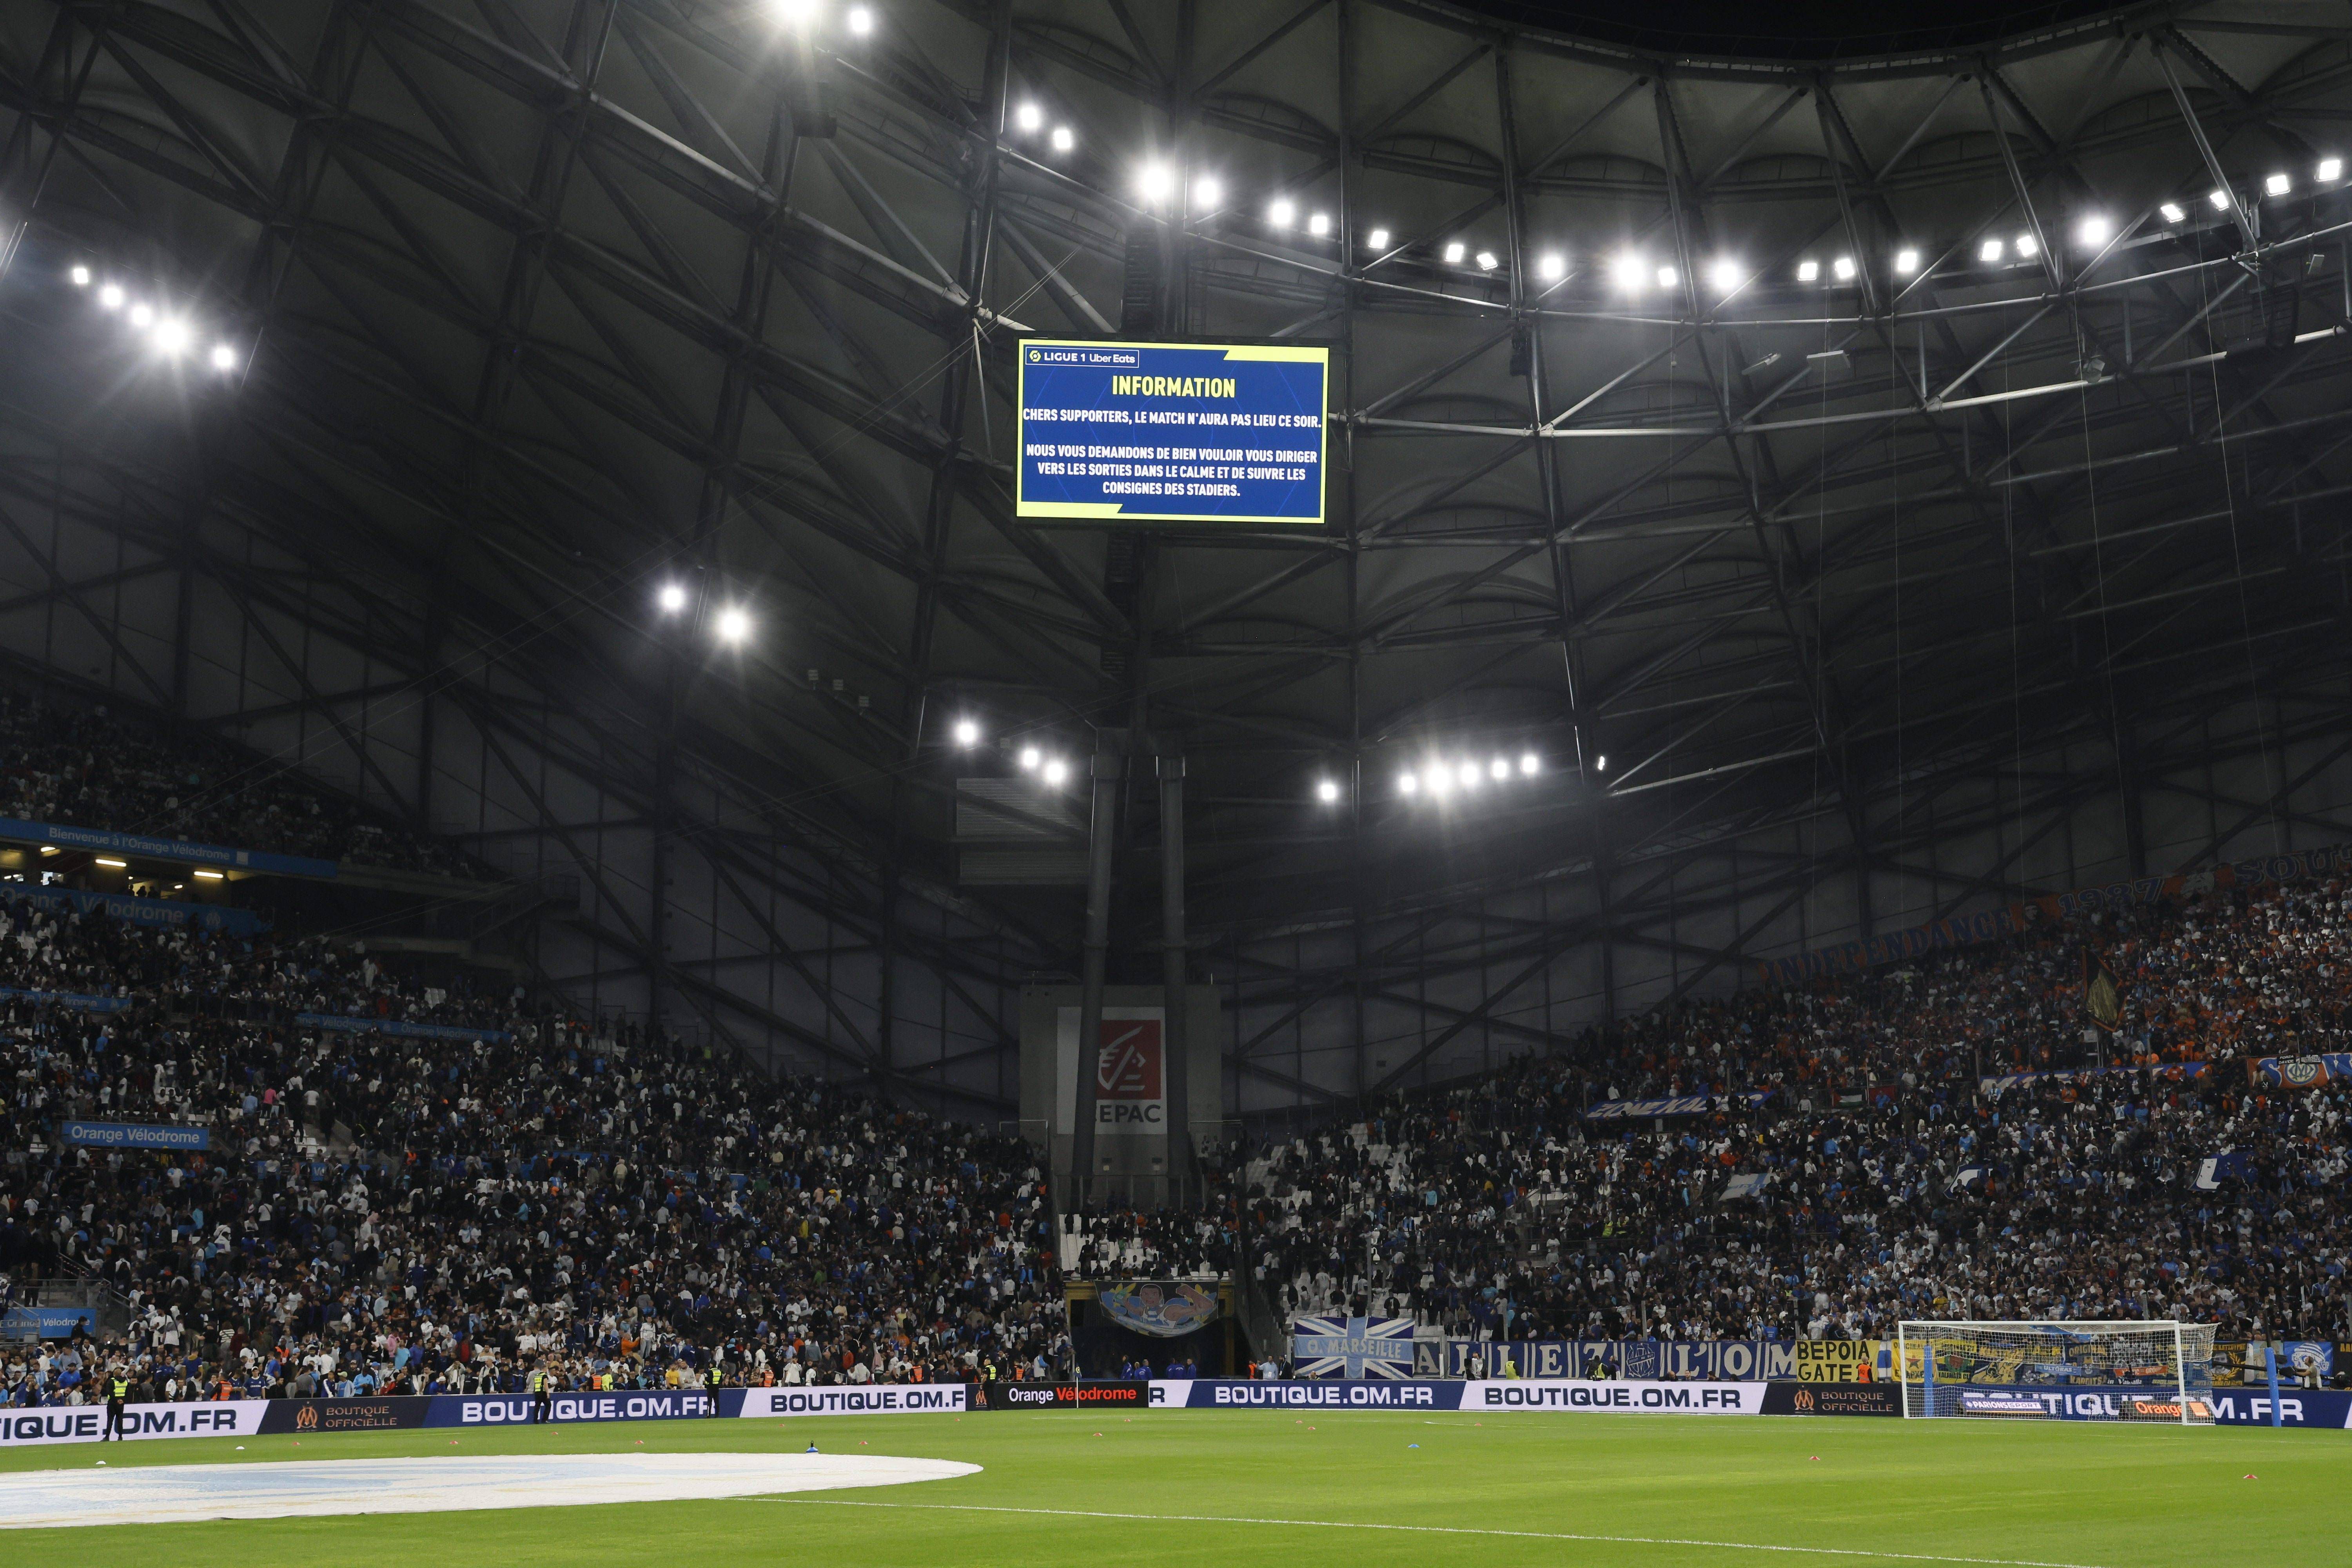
[1896,1320,2216,1425]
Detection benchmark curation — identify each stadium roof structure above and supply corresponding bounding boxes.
[4,0,2352,1116]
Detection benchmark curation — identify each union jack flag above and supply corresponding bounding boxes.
[1290,1315,1418,1379]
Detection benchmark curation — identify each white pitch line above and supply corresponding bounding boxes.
[764,1497,2120,1568]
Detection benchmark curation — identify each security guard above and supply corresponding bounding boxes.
[102,1367,131,1442]
[530,1363,554,1425]
[704,1357,724,1417]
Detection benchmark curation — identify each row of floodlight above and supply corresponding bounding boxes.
[766,0,877,37]
[65,266,240,372]
[654,582,753,644]
[1312,750,1581,806]
[1124,155,2350,293]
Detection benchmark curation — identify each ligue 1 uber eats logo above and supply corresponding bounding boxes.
[1096,1018,1163,1126]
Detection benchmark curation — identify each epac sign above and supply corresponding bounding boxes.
[1055,1006,1167,1137]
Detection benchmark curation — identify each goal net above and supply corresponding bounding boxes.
[1896,1320,2216,1424]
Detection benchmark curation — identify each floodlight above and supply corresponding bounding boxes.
[846,5,873,35]
[1611,252,1646,292]
[98,283,123,310]
[1489,756,1509,780]
[1519,753,1538,775]
[951,718,980,747]
[2266,171,2291,196]
[2078,214,2109,247]
[151,317,192,356]
[1538,252,1565,280]
[1040,757,1069,787]
[1136,163,1174,205]
[2014,232,2038,258]
[1424,765,1452,798]
[1796,259,1820,283]
[129,302,154,328]
[1397,771,1418,796]
[1315,779,1340,804]
[2208,188,2229,210]
[770,0,817,27]
[2321,157,2343,183]
[1594,754,1608,772]
[1443,240,1466,264]
[1893,248,1919,275]
[1309,212,1331,237]
[1014,102,1042,132]
[1978,238,2003,263]
[714,606,751,643]
[1832,255,1855,281]
[1049,125,1074,153]
[1475,250,1498,272]
[68,265,89,287]
[2159,202,2186,223]
[1708,257,1741,292]
[1269,198,1297,229]
[657,582,690,614]
[209,342,237,373]
[1457,760,1480,789]
[1366,227,1391,251]
[1192,176,1221,211]
[1655,265,1677,288]
[1017,745,1040,771]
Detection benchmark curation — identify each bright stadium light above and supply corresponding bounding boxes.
[1457,760,1481,790]
[1015,102,1042,133]
[1655,264,1677,289]
[1017,745,1040,772]
[151,317,192,357]
[2015,232,2038,258]
[1443,240,1466,264]
[1192,176,1222,211]
[98,283,124,310]
[209,342,238,373]
[1978,238,2004,263]
[1893,247,1919,275]
[1315,778,1340,804]
[1424,764,1452,799]
[1040,757,1069,787]
[1519,752,1539,776]
[68,265,89,287]
[1136,163,1174,205]
[951,717,980,747]
[2159,201,2186,223]
[1796,259,1820,283]
[2207,187,2229,210]
[2321,157,2344,183]
[657,582,690,614]
[770,0,817,28]
[1049,125,1074,153]
[1594,753,1608,773]
[1366,227,1391,251]
[1397,771,1419,797]
[1538,252,1565,281]
[2265,171,2291,196]
[1611,252,1646,292]
[845,5,873,35]
[128,302,154,328]
[2078,214,2110,247]
[1475,250,1498,272]
[714,605,751,644]
[1708,257,1741,293]
[1832,255,1856,281]
[1489,756,1510,780]
[1309,212,1331,237]
[1269,198,1296,229]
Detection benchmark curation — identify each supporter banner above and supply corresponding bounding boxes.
[0,1400,266,1448]
[1465,1379,1767,1415]
[2251,1054,2352,1090]
[1982,1062,2207,1096]
[982,1381,1147,1410]
[2208,1389,2352,1428]
[0,884,269,938]
[1292,1314,1416,1378]
[1102,1281,1221,1338]
[297,1012,512,1045]
[739,1385,967,1418]
[1584,1091,1771,1122]
[58,1119,209,1151]
[0,815,338,880]
[1765,1383,1903,1417]
[1759,840,2352,987]
[1154,1379,1456,1409]
[0,984,134,1014]
[1419,1339,1873,1383]
[260,1396,433,1434]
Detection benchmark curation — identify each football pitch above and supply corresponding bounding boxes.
[0,1410,2337,1567]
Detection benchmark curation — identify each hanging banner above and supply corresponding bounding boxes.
[1100,1282,1221,1338]
[1291,1315,1418,1379]
[0,885,269,938]
[0,815,336,879]
[58,1120,210,1151]
[297,1013,512,1045]
[1584,1091,1771,1122]
[2250,1054,2352,1089]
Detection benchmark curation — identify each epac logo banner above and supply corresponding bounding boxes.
[1054,1007,1167,1137]
[1467,1379,1767,1415]
[0,1401,265,1447]
[740,1385,967,1418]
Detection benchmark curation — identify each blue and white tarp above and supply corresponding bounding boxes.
[1584,1091,1770,1122]
[2194,1150,2254,1190]
[1151,1379,1768,1414]
[1290,1315,1417,1378]
[0,816,337,880]
[58,1120,209,1151]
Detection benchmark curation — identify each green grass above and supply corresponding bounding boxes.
[0,1409,2338,1566]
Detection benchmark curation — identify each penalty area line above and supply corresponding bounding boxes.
[758,1497,2116,1568]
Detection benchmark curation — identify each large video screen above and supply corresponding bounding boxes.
[1016,339,1328,526]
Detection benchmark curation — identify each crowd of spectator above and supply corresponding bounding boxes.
[0,687,478,875]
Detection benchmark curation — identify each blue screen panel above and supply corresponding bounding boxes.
[1017,339,1328,525]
